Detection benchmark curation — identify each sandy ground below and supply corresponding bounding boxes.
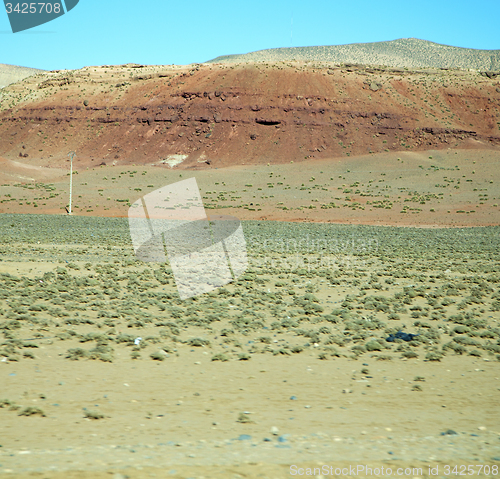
[1,354,499,478]
[0,148,499,226]
[0,216,500,478]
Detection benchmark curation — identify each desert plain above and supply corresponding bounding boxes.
[0,55,499,478]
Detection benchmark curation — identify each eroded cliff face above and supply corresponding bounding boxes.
[1,62,499,169]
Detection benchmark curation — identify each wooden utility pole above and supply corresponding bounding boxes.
[68,151,76,215]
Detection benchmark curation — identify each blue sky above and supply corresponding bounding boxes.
[1,0,499,70]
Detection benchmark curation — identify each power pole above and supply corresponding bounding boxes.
[68,151,76,215]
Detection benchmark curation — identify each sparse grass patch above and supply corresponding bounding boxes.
[84,410,105,420]
[18,407,46,417]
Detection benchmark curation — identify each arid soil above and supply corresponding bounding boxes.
[2,354,499,478]
[0,148,498,227]
[0,215,500,478]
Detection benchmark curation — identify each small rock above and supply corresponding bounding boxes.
[238,434,251,441]
[441,429,458,435]
[270,426,279,436]
[278,436,287,443]
[290,395,297,400]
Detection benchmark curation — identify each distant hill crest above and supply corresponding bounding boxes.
[0,63,44,90]
[207,38,500,71]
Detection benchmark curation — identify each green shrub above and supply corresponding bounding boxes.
[443,342,467,354]
[187,338,210,347]
[237,412,254,423]
[84,410,104,420]
[211,353,229,362]
[150,351,167,361]
[89,344,114,362]
[18,407,46,417]
[425,351,443,361]
[66,348,89,360]
[365,340,383,351]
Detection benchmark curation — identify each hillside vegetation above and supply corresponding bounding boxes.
[208,38,500,71]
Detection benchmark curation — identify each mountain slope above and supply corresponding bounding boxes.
[0,62,499,170]
[208,38,500,71]
[0,63,45,90]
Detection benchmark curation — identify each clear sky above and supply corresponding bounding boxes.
[1,0,499,70]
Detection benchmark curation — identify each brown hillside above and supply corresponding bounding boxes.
[0,62,499,170]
